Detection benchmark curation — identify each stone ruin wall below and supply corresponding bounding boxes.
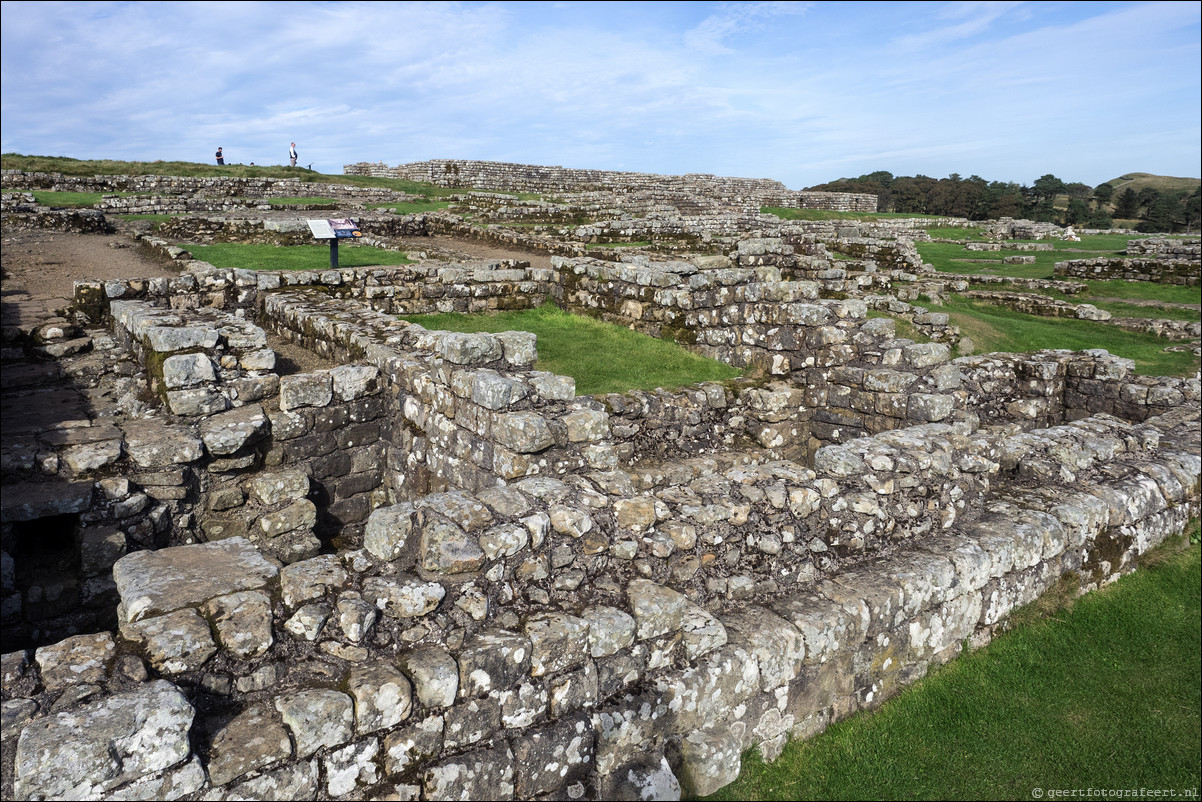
[344,159,879,213]
[1126,237,1201,260]
[3,238,1200,800]
[1054,239,1201,288]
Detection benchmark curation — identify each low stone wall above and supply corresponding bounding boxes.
[345,159,878,213]
[1126,237,1200,261]
[1054,257,1200,286]
[0,194,111,233]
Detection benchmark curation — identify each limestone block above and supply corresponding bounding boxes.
[680,603,727,660]
[525,612,590,676]
[492,411,555,453]
[280,554,349,608]
[121,421,204,469]
[440,332,504,365]
[336,593,378,643]
[813,445,865,478]
[362,575,446,619]
[499,681,549,729]
[167,388,231,417]
[14,680,193,800]
[423,743,514,801]
[103,755,205,801]
[582,605,637,658]
[907,393,955,422]
[346,662,413,737]
[238,348,276,371]
[121,608,217,674]
[206,705,292,786]
[324,738,381,797]
[330,364,380,401]
[383,714,444,778]
[2,699,38,742]
[249,467,310,506]
[549,504,594,537]
[420,516,486,574]
[144,325,218,353]
[34,632,115,692]
[417,490,496,531]
[596,753,681,800]
[471,369,528,409]
[443,696,502,750]
[863,369,917,393]
[903,341,951,368]
[259,499,317,538]
[79,526,127,578]
[529,370,576,401]
[275,689,354,759]
[549,662,599,719]
[673,726,743,798]
[200,403,269,456]
[399,646,459,709]
[114,537,277,623]
[627,579,687,640]
[562,408,610,442]
[494,330,537,366]
[285,602,331,641]
[458,629,532,696]
[62,438,124,473]
[512,714,593,798]
[280,372,333,411]
[720,606,805,691]
[161,352,215,389]
[201,590,274,659]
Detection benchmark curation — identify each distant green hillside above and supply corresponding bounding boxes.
[1100,172,1200,196]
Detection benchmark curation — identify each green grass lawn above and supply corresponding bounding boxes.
[184,243,414,271]
[704,537,1201,801]
[30,190,128,207]
[401,302,742,395]
[928,297,1199,376]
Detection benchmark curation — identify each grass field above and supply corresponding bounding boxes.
[184,242,414,271]
[763,207,943,222]
[401,302,742,395]
[704,536,1201,802]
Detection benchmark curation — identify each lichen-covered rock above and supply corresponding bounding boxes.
[280,554,348,608]
[511,714,594,798]
[525,612,590,676]
[423,742,515,801]
[206,705,292,787]
[582,605,637,658]
[458,629,531,696]
[323,738,381,797]
[399,646,459,709]
[672,726,742,797]
[202,590,274,659]
[121,608,217,674]
[627,580,687,640]
[14,680,193,800]
[348,661,413,734]
[274,689,354,759]
[34,632,115,692]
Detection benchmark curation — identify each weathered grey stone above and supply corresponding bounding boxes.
[720,606,805,691]
[200,404,269,456]
[494,330,538,366]
[167,387,231,417]
[280,555,349,608]
[525,612,590,676]
[443,696,502,750]
[280,372,333,411]
[284,602,331,641]
[2,698,38,742]
[202,590,274,659]
[499,681,549,729]
[598,753,681,801]
[324,737,380,797]
[80,526,127,577]
[219,758,319,800]
[399,646,459,708]
[62,438,124,473]
[421,517,486,574]
[363,502,418,564]
[330,364,379,401]
[673,726,742,797]
[627,580,688,640]
[121,421,204,469]
[260,499,317,538]
[348,661,413,735]
[549,662,599,718]
[549,504,594,537]
[121,608,217,674]
[681,604,727,660]
[161,352,215,389]
[274,689,354,758]
[492,412,555,453]
[813,445,865,477]
[238,348,277,371]
[458,629,532,697]
[249,468,310,506]
[471,370,527,409]
[114,537,277,623]
[529,371,576,401]
[423,743,514,801]
[144,325,218,353]
[908,393,955,422]
[206,705,293,786]
[362,575,446,619]
[512,714,593,798]
[337,593,378,643]
[562,408,611,442]
[0,480,92,523]
[14,680,193,800]
[35,632,116,692]
[582,605,637,658]
[100,755,206,801]
[383,715,444,777]
[441,332,503,365]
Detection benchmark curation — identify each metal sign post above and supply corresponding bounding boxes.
[306,218,362,269]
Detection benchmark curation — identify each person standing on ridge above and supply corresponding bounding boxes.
[289,142,298,167]
[215,147,224,165]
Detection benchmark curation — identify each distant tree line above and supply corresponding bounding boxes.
[805,171,1201,232]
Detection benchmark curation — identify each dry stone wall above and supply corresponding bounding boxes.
[1054,256,1201,286]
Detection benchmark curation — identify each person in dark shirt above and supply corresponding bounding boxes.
[215,147,224,165]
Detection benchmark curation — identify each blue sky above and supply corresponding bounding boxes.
[1,1,1198,189]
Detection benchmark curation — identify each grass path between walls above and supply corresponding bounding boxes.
[702,534,1202,801]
